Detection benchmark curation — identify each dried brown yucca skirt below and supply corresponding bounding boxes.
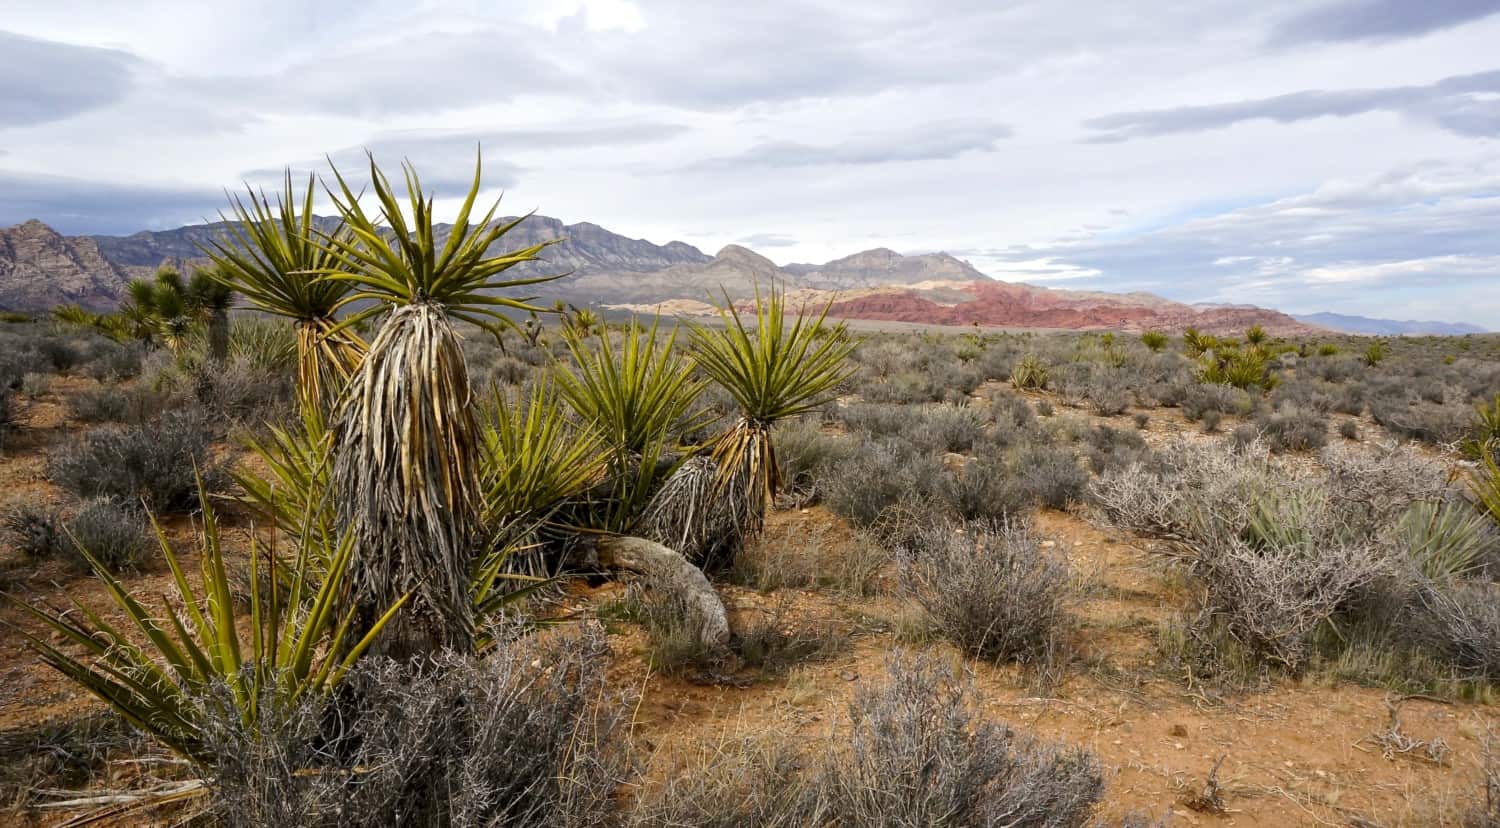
[333,302,479,658]
[642,419,773,570]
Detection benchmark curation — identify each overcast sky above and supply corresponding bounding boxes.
[3,0,1499,325]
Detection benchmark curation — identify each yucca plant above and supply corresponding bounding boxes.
[555,318,705,459]
[234,405,335,551]
[5,476,406,767]
[1011,353,1049,391]
[1474,452,1500,530]
[204,172,367,415]
[478,379,609,575]
[647,287,853,565]
[1397,500,1494,582]
[318,151,559,659]
[1464,394,1500,462]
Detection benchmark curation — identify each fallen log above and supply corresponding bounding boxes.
[594,534,731,651]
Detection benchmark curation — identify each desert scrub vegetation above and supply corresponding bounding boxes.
[636,652,1105,827]
[46,410,226,510]
[1092,437,1500,690]
[900,520,1071,666]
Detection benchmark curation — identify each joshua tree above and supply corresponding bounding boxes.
[320,152,558,659]
[205,172,366,415]
[187,266,234,362]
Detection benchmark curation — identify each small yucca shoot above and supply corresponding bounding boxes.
[204,172,367,414]
[6,475,406,766]
[319,150,560,658]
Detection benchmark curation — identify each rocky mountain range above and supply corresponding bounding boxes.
[1,215,1471,336]
[1292,312,1488,337]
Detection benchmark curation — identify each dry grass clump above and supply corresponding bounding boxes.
[635,652,1105,827]
[205,625,628,828]
[900,520,1071,666]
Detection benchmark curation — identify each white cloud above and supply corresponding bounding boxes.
[0,1,1497,326]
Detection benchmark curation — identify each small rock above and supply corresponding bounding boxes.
[1041,540,1057,548]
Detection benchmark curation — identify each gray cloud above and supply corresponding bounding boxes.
[0,169,221,234]
[736,233,799,248]
[689,121,1012,171]
[244,123,687,192]
[0,31,141,128]
[1270,0,1500,45]
[1083,69,1500,142]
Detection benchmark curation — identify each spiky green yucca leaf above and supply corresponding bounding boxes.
[319,151,561,335]
[234,406,334,550]
[555,318,706,458]
[7,476,406,765]
[1398,500,1493,581]
[205,173,366,413]
[1473,452,1500,530]
[689,287,855,426]
[480,380,609,535]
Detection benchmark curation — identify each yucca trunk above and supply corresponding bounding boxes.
[333,301,478,659]
[643,417,776,569]
[207,308,230,363]
[296,317,366,416]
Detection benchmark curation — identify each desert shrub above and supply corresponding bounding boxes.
[1370,397,1475,446]
[839,402,920,437]
[919,404,987,453]
[1133,412,1149,429]
[901,521,1070,665]
[0,388,13,443]
[67,384,166,424]
[80,340,144,381]
[1035,399,1054,417]
[1332,383,1365,415]
[1080,424,1149,474]
[1014,443,1087,509]
[1339,420,1359,440]
[825,652,1103,826]
[47,411,225,511]
[206,628,628,828]
[1415,582,1500,682]
[636,653,1104,827]
[1256,406,1327,453]
[1197,532,1384,671]
[63,497,151,573]
[1084,381,1130,417]
[1180,383,1244,422]
[20,372,51,397]
[936,457,1034,524]
[1228,423,1259,450]
[613,586,726,676]
[735,604,844,674]
[3,501,61,560]
[823,439,942,530]
[1200,409,1223,433]
[183,356,293,422]
[773,418,852,504]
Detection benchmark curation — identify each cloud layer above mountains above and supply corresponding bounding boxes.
[1,0,1498,325]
